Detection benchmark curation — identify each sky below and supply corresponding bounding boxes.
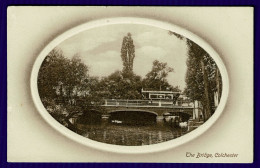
[57,24,188,90]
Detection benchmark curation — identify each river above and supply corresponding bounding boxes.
[76,121,188,146]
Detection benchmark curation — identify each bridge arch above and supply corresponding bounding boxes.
[77,108,103,124]
[108,109,158,116]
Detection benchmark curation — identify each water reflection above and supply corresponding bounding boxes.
[77,121,187,146]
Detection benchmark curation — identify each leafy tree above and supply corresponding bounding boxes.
[121,33,135,74]
[38,48,68,100]
[169,31,222,121]
[185,39,222,121]
[168,31,184,40]
[38,48,101,131]
[143,60,179,91]
[99,70,143,99]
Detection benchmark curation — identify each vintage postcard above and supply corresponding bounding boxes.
[7,6,253,162]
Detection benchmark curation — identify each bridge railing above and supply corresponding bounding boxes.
[103,99,194,108]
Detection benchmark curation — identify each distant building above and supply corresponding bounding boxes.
[141,88,194,107]
[141,88,180,100]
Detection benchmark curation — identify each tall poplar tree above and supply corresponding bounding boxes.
[185,39,222,121]
[121,33,135,74]
[169,31,222,121]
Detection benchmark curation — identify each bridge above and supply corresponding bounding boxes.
[102,99,195,122]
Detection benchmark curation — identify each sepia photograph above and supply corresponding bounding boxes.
[7,7,253,163]
[36,23,223,146]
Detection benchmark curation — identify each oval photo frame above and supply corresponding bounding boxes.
[31,17,229,154]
